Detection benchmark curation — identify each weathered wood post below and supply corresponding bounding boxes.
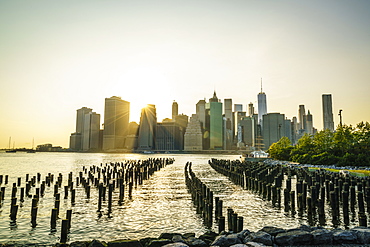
[218,216,225,234]
[51,208,58,229]
[342,190,350,226]
[60,219,69,244]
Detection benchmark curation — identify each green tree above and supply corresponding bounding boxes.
[268,136,293,161]
[313,129,334,154]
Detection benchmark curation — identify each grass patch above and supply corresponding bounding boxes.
[307,167,370,177]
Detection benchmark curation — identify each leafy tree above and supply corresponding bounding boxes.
[313,129,334,154]
[266,121,370,167]
[268,136,293,161]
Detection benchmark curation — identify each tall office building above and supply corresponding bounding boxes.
[224,99,233,149]
[156,122,182,151]
[322,94,334,131]
[69,107,93,151]
[172,101,178,120]
[103,96,130,151]
[238,116,255,148]
[76,107,92,134]
[257,83,267,127]
[184,114,203,151]
[137,104,157,150]
[82,112,101,151]
[196,100,206,129]
[234,111,246,140]
[262,113,289,150]
[206,92,223,150]
[234,104,243,112]
[248,102,255,117]
[305,110,313,134]
[224,99,233,124]
[298,105,306,130]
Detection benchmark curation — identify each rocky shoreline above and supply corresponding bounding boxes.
[3,225,370,247]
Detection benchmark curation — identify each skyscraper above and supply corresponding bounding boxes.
[76,107,92,134]
[262,113,289,150]
[184,114,203,151]
[224,98,233,149]
[234,104,243,112]
[248,102,255,117]
[137,104,157,150]
[238,116,255,148]
[224,99,233,124]
[206,91,223,150]
[196,99,206,129]
[305,110,313,134]
[103,96,130,151]
[172,101,178,120]
[298,105,306,130]
[69,107,93,151]
[257,82,267,127]
[322,94,334,131]
[82,112,100,151]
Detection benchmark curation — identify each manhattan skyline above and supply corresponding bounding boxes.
[1,0,369,148]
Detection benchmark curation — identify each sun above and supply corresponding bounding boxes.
[113,66,174,123]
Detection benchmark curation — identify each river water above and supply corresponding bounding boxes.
[0,152,333,244]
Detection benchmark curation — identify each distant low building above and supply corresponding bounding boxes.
[37,144,63,152]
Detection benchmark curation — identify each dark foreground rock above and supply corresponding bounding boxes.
[3,225,370,247]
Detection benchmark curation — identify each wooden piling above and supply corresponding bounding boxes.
[60,219,69,243]
[218,216,225,233]
[51,208,57,229]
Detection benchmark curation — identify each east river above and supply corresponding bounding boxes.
[0,152,349,244]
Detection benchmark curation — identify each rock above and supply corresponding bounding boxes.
[236,230,250,240]
[259,226,285,237]
[211,233,242,247]
[182,233,196,239]
[185,238,207,247]
[229,244,248,247]
[162,243,189,247]
[172,235,185,243]
[245,242,268,247]
[244,231,272,246]
[311,229,333,245]
[147,239,172,247]
[89,240,108,247]
[159,233,181,240]
[332,229,357,244]
[275,230,313,246]
[140,238,157,247]
[199,231,218,244]
[351,226,370,244]
[69,241,91,247]
[107,240,143,247]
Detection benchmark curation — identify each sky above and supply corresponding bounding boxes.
[1,0,369,149]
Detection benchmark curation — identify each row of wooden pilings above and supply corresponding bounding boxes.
[0,172,74,244]
[79,158,174,214]
[0,158,174,244]
[208,158,370,228]
[184,162,244,233]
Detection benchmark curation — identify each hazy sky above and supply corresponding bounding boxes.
[1,0,369,148]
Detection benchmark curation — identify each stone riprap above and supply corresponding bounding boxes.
[3,225,370,247]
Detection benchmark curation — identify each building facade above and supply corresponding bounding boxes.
[82,112,101,151]
[206,92,223,150]
[137,104,157,150]
[184,114,203,151]
[69,107,93,151]
[322,94,334,131]
[156,122,183,151]
[257,92,267,127]
[262,113,288,150]
[103,96,130,151]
